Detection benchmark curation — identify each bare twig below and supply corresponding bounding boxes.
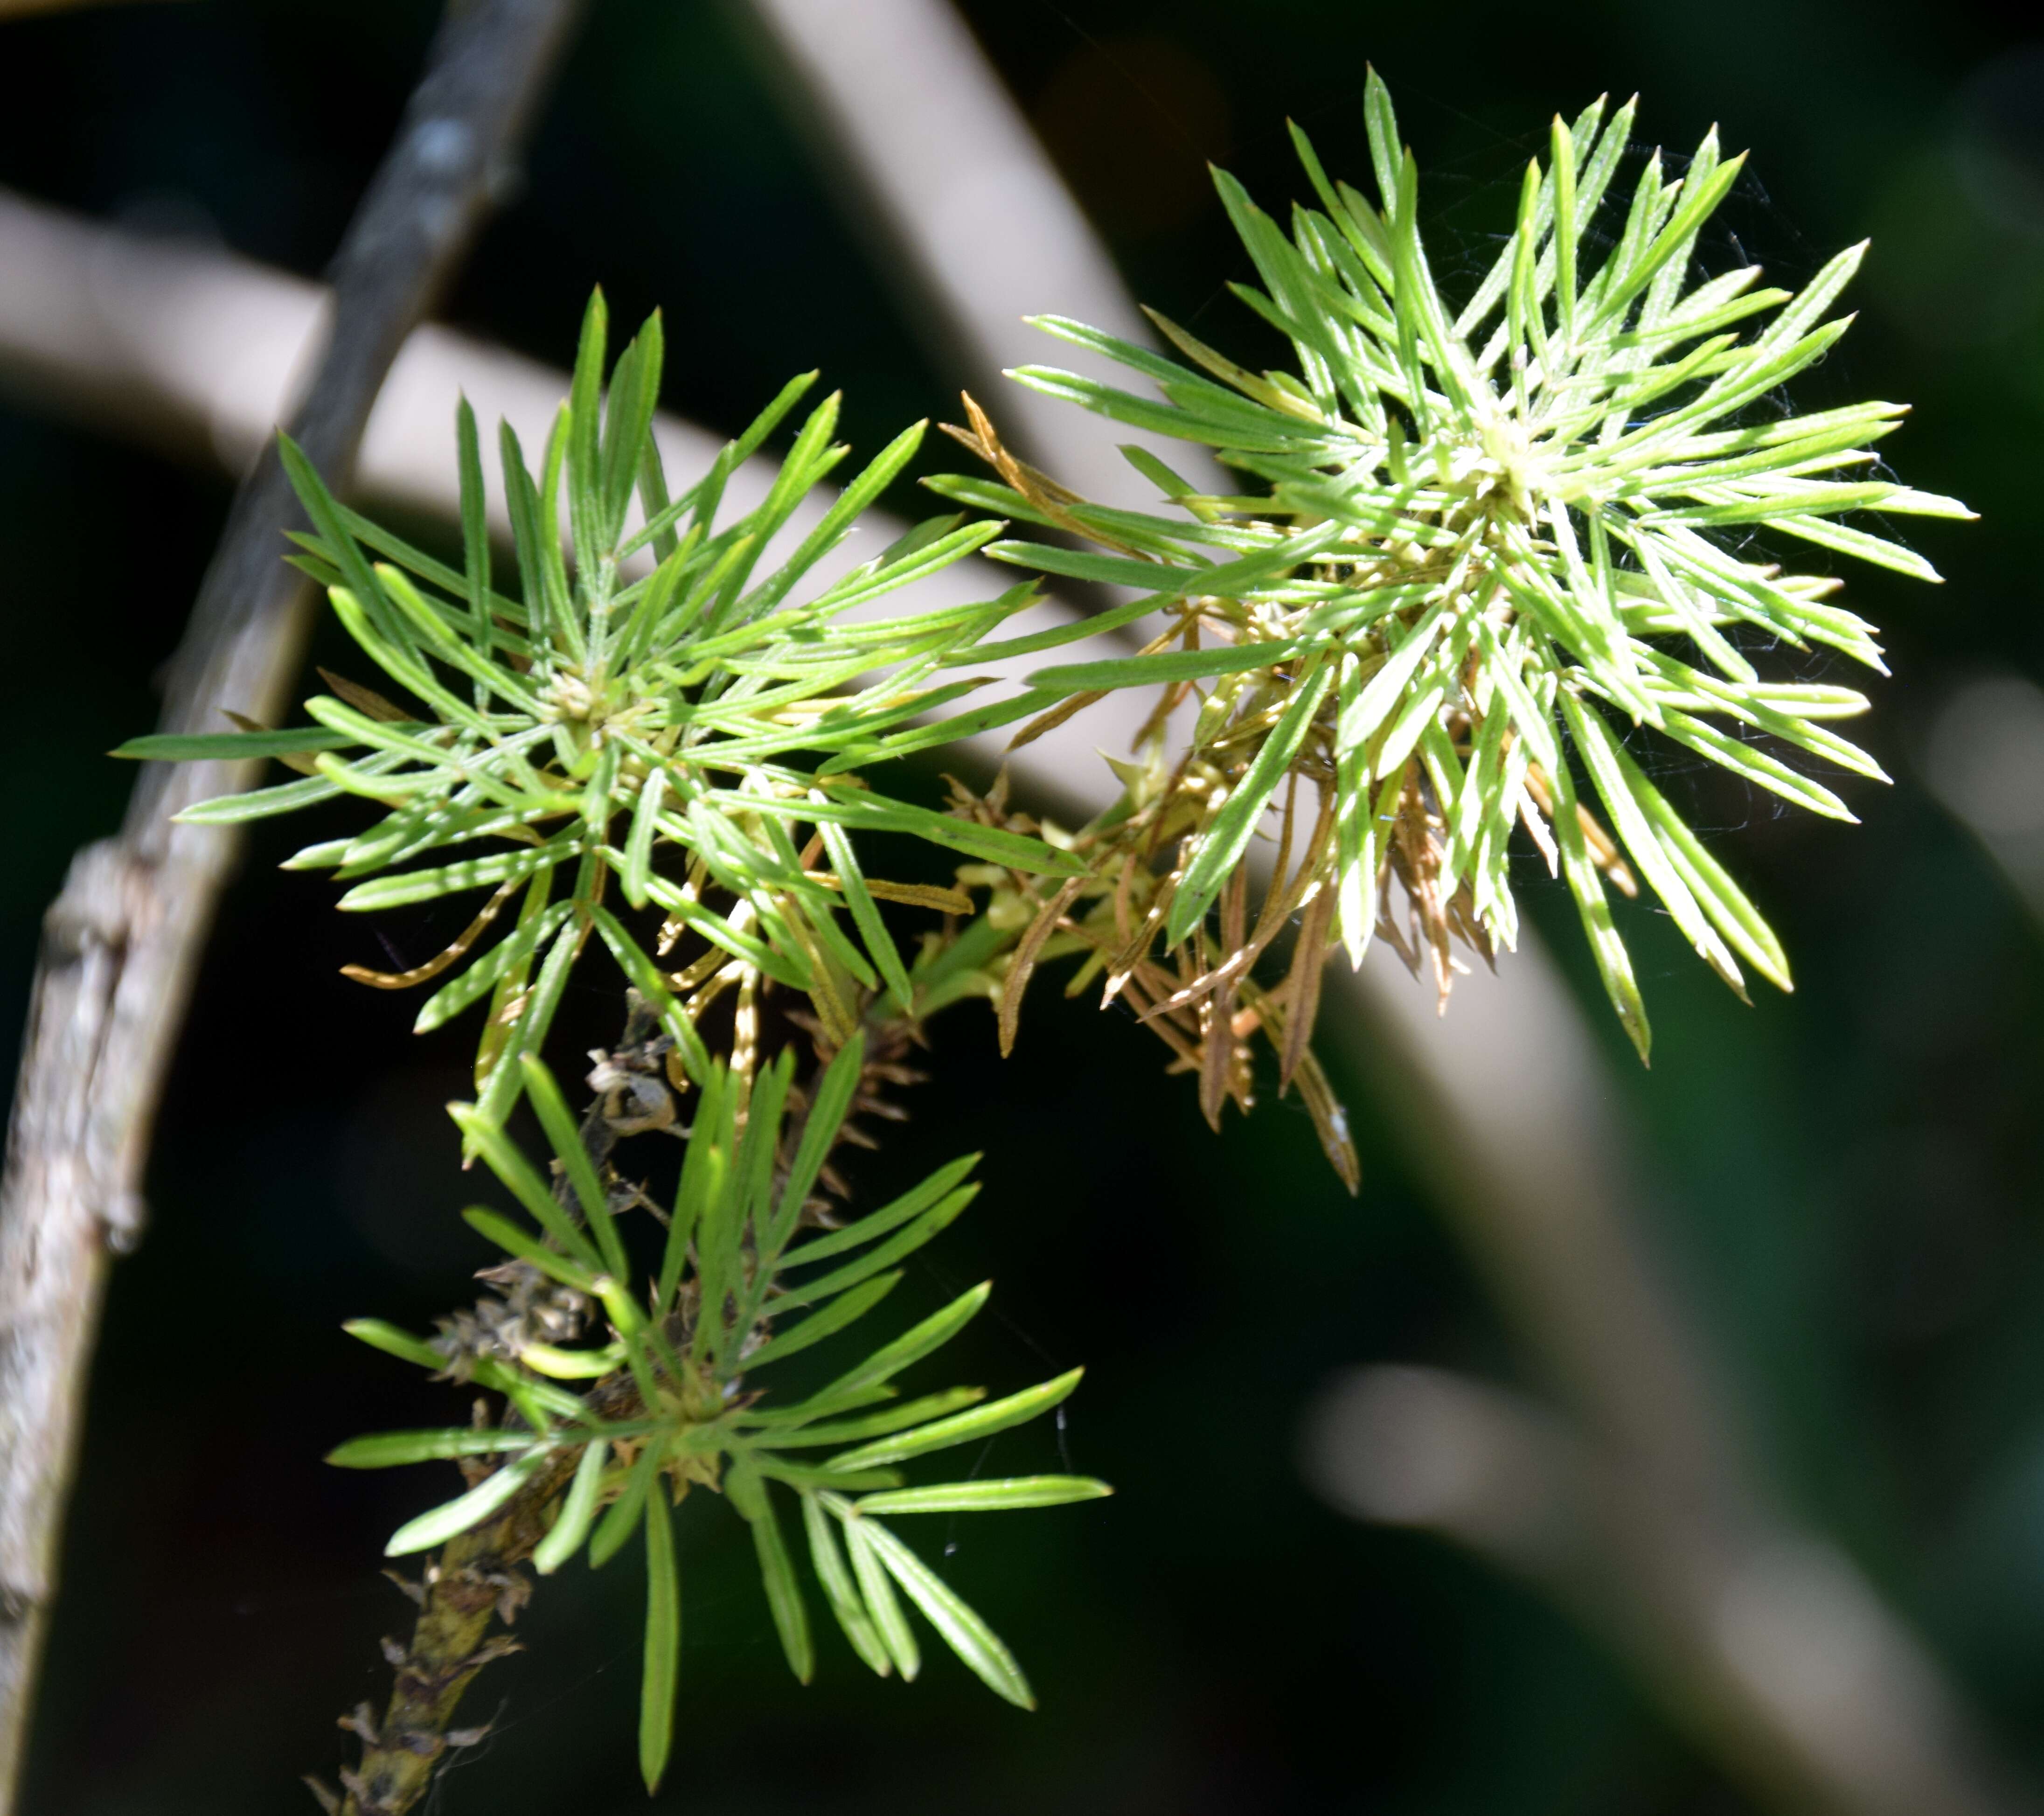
[0,2,584,1801]
[326,1506,549,1816]
[1921,673,2044,928]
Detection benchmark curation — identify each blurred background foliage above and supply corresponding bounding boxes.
[1,0,2042,1810]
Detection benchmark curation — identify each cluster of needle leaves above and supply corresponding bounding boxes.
[335,1035,1104,1793]
[120,294,1082,1126]
[114,74,1974,1809]
[932,72,1971,1058]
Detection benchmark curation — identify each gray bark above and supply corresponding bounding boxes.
[0,3,584,1801]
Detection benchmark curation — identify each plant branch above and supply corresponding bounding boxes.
[324,984,936,1813]
[326,997,673,1816]
[323,1480,563,1816]
[0,3,584,1802]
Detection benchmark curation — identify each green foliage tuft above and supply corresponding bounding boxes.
[339,1039,1105,1784]
[120,291,1076,1120]
[944,72,1970,1056]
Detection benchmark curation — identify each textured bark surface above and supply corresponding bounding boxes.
[327,1458,578,1816]
[0,3,584,1803]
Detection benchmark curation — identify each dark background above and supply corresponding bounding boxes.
[2,1,2042,1810]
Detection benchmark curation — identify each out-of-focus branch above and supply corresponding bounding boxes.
[1347,916,1746,1494]
[0,186,719,547]
[1921,673,2044,928]
[1306,1368,2025,1816]
[0,3,584,1803]
[0,189,1110,699]
[735,5,2031,1812]
[736,0,1182,511]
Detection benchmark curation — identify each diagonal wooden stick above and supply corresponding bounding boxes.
[0,2,584,1802]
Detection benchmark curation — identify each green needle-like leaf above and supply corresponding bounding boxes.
[743,1272,904,1371]
[590,1434,669,1570]
[1168,660,1334,944]
[778,1155,979,1269]
[852,1476,1113,1515]
[446,1105,605,1270]
[115,726,360,762]
[327,1429,545,1469]
[533,1437,611,1575]
[729,1460,814,1684]
[383,1449,545,1558]
[518,1054,627,1278]
[754,1389,988,1452]
[853,1515,1034,1708]
[845,1514,920,1681]
[802,1491,893,1676]
[825,1369,1085,1471]
[640,1490,681,1795]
